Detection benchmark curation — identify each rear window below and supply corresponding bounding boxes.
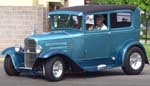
[110,12,131,29]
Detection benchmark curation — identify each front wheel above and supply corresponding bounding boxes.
[122,47,145,75]
[4,56,19,76]
[44,57,64,81]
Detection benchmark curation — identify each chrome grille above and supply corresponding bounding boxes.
[24,39,37,68]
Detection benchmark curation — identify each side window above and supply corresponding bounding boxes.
[110,12,131,29]
[72,16,82,29]
[85,14,108,31]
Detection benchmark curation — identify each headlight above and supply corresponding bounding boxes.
[36,45,42,53]
[15,44,21,52]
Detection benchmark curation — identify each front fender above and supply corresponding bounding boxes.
[38,50,70,59]
[120,40,149,66]
[1,47,24,69]
[37,50,83,72]
[1,47,15,56]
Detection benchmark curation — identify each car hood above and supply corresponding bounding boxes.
[27,30,83,42]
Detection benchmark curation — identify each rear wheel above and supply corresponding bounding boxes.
[122,47,145,75]
[44,57,64,81]
[4,56,19,76]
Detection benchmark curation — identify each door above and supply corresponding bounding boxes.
[84,31,110,60]
[83,14,111,61]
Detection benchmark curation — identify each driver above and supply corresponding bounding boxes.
[95,15,107,30]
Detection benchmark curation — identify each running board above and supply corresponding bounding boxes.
[97,64,107,70]
[18,67,32,70]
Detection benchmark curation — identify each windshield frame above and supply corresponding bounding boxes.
[49,11,84,32]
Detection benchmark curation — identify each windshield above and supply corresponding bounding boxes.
[51,14,82,30]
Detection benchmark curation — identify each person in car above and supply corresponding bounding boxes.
[95,15,107,30]
[86,15,94,31]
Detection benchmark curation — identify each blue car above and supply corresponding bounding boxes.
[1,5,149,81]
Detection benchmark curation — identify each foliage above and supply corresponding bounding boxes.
[92,0,150,12]
[144,44,150,60]
[140,29,150,40]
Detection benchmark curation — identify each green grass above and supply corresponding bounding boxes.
[143,44,150,60]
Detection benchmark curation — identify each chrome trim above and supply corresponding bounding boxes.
[130,52,142,70]
[24,52,37,54]
[24,39,37,68]
[52,60,63,78]
[18,67,32,70]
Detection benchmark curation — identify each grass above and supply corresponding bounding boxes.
[143,44,150,60]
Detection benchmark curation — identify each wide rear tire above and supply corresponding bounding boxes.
[4,56,19,76]
[122,47,145,75]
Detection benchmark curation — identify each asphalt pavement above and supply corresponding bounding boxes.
[0,58,150,86]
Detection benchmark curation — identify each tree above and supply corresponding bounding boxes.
[92,0,150,12]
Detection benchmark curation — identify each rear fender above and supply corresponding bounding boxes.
[119,41,149,66]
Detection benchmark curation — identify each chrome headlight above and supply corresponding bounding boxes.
[36,45,42,53]
[15,44,21,52]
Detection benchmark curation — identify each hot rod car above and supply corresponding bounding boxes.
[1,5,149,81]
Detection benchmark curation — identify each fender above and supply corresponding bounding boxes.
[119,40,149,66]
[1,47,24,69]
[37,50,83,72]
[1,47,15,56]
[38,50,71,59]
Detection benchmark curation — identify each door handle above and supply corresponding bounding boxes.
[108,32,111,35]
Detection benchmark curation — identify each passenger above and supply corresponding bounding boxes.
[86,15,94,31]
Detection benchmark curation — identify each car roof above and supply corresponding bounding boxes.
[58,5,137,14]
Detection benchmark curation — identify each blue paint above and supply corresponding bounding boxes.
[1,47,24,69]
[1,6,148,74]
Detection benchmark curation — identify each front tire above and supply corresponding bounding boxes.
[122,47,145,75]
[44,57,64,81]
[4,56,19,76]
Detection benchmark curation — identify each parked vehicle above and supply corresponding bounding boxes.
[1,5,149,81]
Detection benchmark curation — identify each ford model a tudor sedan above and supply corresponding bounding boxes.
[1,5,149,81]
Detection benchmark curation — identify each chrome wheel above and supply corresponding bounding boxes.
[122,47,145,75]
[129,52,142,70]
[52,61,63,78]
[45,57,64,81]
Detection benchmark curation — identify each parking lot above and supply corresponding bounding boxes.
[0,57,150,86]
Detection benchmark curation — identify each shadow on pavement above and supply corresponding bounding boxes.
[65,69,125,79]
[16,69,126,81]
